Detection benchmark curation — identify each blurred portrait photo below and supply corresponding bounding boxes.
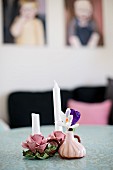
[65,0,104,48]
[2,0,46,45]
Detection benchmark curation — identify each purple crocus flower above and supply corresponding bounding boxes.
[70,109,81,126]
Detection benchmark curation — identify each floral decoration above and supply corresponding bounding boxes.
[22,134,59,159]
[57,108,81,130]
[48,131,66,145]
[22,108,81,160]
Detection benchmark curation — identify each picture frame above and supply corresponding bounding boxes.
[64,0,104,48]
[2,0,46,45]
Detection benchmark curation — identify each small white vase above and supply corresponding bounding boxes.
[58,130,86,159]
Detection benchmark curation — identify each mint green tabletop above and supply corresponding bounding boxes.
[0,125,113,170]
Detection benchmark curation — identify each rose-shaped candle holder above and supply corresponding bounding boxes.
[22,134,60,159]
[22,131,66,159]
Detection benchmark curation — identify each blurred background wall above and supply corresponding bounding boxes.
[0,0,113,123]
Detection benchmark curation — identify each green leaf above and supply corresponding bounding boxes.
[46,145,57,152]
[35,152,49,159]
[45,144,58,156]
[23,150,36,159]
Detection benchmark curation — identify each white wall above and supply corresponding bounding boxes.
[0,0,113,123]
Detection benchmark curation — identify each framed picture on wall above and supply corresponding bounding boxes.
[2,0,46,45]
[65,0,104,48]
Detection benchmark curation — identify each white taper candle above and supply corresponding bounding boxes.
[53,81,63,131]
[32,113,40,135]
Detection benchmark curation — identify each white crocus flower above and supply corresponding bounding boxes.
[57,108,79,129]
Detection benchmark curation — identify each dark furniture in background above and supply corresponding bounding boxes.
[8,86,113,128]
[8,90,72,128]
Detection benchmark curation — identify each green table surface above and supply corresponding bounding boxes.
[0,125,113,170]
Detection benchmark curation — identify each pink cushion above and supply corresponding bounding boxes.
[67,99,112,125]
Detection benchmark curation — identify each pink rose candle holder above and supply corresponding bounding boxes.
[22,132,65,159]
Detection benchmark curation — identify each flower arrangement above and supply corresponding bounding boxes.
[22,108,82,159]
